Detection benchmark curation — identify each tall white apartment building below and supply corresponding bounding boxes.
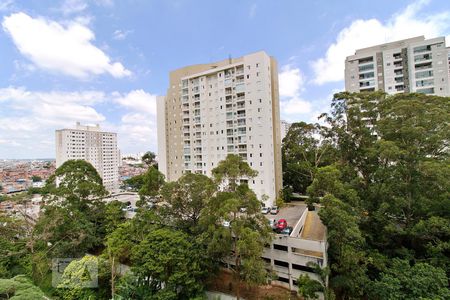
[56,122,120,192]
[157,51,282,205]
[280,120,292,142]
[345,36,450,96]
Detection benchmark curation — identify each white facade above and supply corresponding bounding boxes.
[345,36,450,96]
[158,51,282,205]
[280,120,292,142]
[55,122,120,192]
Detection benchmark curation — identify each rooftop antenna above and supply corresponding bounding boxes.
[228,54,232,64]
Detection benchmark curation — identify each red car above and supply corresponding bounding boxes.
[276,219,287,231]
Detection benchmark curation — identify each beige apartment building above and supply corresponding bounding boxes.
[157,51,282,205]
[345,36,450,96]
[55,122,120,192]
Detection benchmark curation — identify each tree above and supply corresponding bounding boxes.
[201,181,271,299]
[130,228,206,299]
[370,259,450,300]
[297,262,334,300]
[123,174,145,191]
[56,255,99,300]
[141,151,156,166]
[0,213,31,278]
[103,200,127,235]
[282,122,335,194]
[212,154,257,192]
[44,160,108,204]
[0,275,47,299]
[31,175,42,182]
[104,222,133,298]
[159,173,216,234]
[31,160,110,289]
[297,274,323,300]
[313,91,450,298]
[138,166,165,202]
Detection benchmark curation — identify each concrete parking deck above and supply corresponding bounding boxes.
[264,203,307,228]
[300,210,326,241]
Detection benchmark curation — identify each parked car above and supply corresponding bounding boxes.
[268,218,277,229]
[239,207,247,213]
[270,206,279,215]
[261,207,270,214]
[122,204,133,212]
[222,220,231,227]
[280,226,293,235]
[276,219,287,231]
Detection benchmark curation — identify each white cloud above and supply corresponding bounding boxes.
[280,97,312,115]
[278,65,312,116]
[113,89,157,115]
[113,29,133,40]
[111,90,158,153]
[311,0,450,84]
[60,0,88,15]
[0,86,109,158]
[2,12,131,79]
[0,0,14,11]
[279,65,304,98]
[0,87,106,126]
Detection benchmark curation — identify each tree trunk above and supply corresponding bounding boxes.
[111,256,115,298]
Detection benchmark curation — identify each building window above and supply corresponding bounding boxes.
[273,244,288,251]
[274,260,289,268]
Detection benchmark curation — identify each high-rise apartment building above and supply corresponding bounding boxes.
[280,120,292,142]
[345,36,450,96]
[157,51,282,205]
[56,122,120,192]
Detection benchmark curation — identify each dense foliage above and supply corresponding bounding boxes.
[284,92,449,299]
[0,156,270,299]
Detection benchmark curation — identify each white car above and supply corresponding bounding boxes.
[261,207,270,214]
[222,220,231,227]
[270,206,279,215]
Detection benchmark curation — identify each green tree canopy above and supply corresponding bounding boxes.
[141,151,156,166]
[160,173,216,234]
[212,154,257,192]
[130,228,206,299]
[138,166,165,202]
[282,122,335,194]
[0,275,47,299]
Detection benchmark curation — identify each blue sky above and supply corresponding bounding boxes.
[0,0,449,158]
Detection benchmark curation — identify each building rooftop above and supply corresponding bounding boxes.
[300,210,326,241]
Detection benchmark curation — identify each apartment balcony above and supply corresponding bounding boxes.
[415,62,433,71]
[393,53,402,60]
[225,88,233,95]
[237,103,245,109]
[413,45,432,54]
[237,113,246,119]
[414,53,432,63]
[393,61,403,68]
[394,77,404,84]
[236,92,245,100]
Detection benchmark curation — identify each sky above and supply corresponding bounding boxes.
[0,0,449,159]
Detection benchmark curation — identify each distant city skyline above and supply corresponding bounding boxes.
[0,0,449,158]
